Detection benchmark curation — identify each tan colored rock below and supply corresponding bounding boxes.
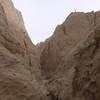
[0,0,48,100]
[0,0,26,31]
[0,0,100,100]
[40,11,100,100]
[40,12,93,77]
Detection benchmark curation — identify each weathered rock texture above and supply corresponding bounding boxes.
[0,0,48,100]
[0,0,26,31]
[0,0,100,100]
[40,11,100,100]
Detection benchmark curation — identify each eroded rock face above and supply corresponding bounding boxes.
[40,11,100,100]
[40,12,94,77]
[72,25,100,100]
[0,0,48,100]
[1,0,100,100]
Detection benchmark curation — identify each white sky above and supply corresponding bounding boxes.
[12,0,100,44]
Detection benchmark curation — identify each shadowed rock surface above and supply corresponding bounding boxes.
[0,0,100,100]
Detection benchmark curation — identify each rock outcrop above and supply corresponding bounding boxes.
[40,11,100,100]
[0,0,48,100]
[0,0,100,100]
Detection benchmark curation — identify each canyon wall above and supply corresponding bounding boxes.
[40,11,100,100]
[0,0,48,100]
[0,0,100,100]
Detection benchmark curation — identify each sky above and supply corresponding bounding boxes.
[12,0,100,44]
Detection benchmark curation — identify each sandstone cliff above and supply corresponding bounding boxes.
[0,0,100,100]
[40,11,100,100]
[0,0,48,100]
